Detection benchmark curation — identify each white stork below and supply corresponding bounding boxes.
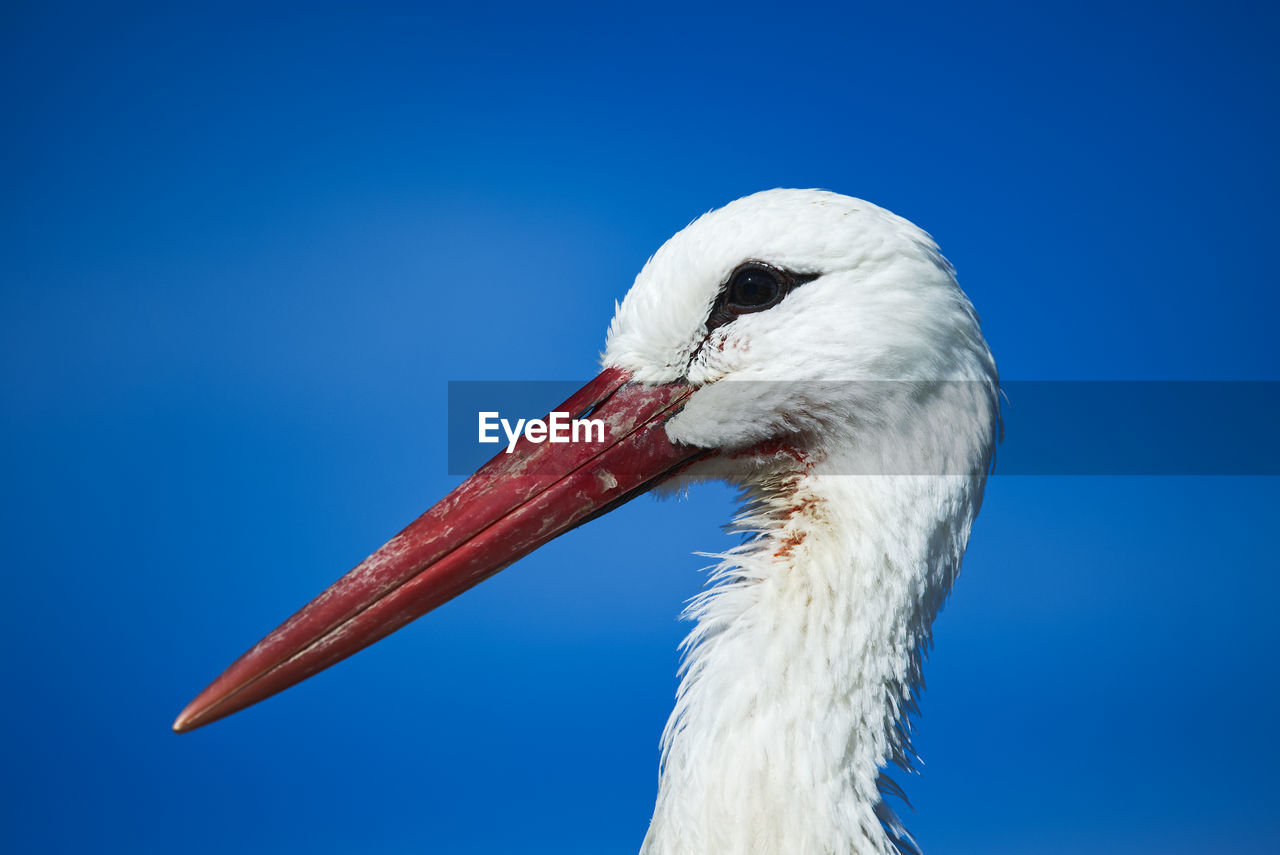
[174,189,1000,855]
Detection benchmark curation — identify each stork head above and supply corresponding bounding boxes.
[173,189,997,733]
[608,188,998,479]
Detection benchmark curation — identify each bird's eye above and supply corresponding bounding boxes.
[726,264,785,310]
[701,261,815,339]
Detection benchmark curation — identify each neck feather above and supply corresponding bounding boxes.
[640,463,985,855]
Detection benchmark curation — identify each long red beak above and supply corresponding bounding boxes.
[173,367,703,733]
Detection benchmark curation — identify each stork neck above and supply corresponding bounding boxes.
[641,467,978,855]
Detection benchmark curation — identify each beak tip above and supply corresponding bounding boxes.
[171,701,206,734]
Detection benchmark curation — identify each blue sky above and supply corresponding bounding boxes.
[2,2,1278,853]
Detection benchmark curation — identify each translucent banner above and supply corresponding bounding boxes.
[446,381,1280,476]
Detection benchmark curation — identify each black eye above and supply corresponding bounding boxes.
[726,264,784,309]
[701,261,817,339]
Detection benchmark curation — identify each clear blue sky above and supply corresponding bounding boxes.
[2,2,1278,853]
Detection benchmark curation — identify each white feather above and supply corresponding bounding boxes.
[602,189,999,854]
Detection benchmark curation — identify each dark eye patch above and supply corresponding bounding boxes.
[683,261,819,373]
[704,261,818,333]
